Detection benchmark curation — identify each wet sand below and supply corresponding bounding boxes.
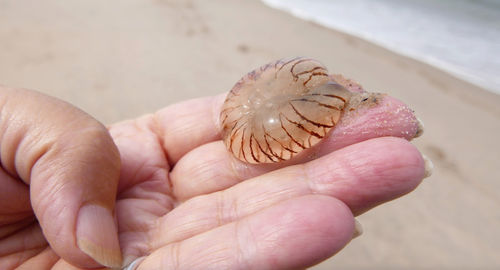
[1,0,499,269]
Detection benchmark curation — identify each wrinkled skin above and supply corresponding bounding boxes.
[0,86,426,270]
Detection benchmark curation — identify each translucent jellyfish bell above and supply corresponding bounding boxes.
[220,57,353,164]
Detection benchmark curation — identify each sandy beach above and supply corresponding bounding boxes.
[1,0,499,269]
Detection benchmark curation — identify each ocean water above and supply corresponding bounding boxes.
[261,0,500,94]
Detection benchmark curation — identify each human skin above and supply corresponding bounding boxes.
[0,86,428,269]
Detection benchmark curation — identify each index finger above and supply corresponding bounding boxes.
[152,74,421,167]
[170,93,423,200]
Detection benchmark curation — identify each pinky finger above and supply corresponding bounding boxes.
[139,195,354,270]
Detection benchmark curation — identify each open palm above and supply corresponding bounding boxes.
[0,90,426,270]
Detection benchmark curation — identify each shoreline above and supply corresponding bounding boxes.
[326,19,500,119]
[261,1,500,119]
[261,0,500,96]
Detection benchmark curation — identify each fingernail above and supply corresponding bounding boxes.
[414,117,424,138]
[76,204,122,268]
[352,219,363,239]
[423,154,434,179]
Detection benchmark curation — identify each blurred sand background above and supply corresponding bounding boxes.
[1,0,499,269]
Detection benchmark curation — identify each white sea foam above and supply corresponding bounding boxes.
[262,0,500,94]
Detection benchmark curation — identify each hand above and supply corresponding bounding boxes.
[0,86,428,269]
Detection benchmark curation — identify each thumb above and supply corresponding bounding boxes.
[0,87,122,268]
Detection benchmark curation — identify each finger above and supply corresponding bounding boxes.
[152,137,426,248]
[0,217,36,239]
[0,223,47,269]
[0,87,122,268]
[0,247,47,270]
[171,95,422,200]
[141,195,354,270]
[0,168,31,224]
[15,247,59,270]
[151,74,370,166]
[107,114,172,194]
[152,93,226,165]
